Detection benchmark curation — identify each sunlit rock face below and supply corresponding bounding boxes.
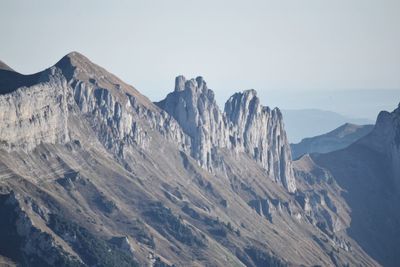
[225,89,296,192]
[157,76,296,192]
[0,68,70,151]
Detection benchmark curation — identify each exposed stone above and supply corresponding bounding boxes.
[156,76,229,171]
[225,90,296,192]
[0,68,70,151]
[157,78,296,192]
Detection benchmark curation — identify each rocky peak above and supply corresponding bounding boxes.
[225,90,296,192]
[174,75,186,92]
[156,75,228,170]
[158,76,296,192]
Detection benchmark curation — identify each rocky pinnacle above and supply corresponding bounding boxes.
[157,76,296,192]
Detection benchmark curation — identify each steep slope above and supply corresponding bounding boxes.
[313,104,400,267]
[0,52,378,266]
[155,76,229,171]
[291,123,374,159]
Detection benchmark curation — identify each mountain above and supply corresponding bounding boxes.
[311,104,400,267]
[282,109,374,143]
[0,52,380,266]
[291,123,374,159]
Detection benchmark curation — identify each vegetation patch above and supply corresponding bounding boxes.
[94,193,117,214]
[142,202,206,247]
[48,214,139,267]
[129,219,155,249]
[244,246,287,267]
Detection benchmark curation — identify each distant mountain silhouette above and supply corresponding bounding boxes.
[291,123,374,159]
[282,109,373,143]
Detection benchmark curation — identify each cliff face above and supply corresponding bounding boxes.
[157,77,296,192]
[156,76,229,171]
[0,68,70,151]
[225,90,296,193]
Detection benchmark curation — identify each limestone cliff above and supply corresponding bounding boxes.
[156,76,229,170]
[0,68,70,151]
[225,90,296,192]
[157,76,296,192]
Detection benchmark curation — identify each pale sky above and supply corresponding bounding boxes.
[1,0,399,119]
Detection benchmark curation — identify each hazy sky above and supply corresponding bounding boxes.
[1,0,399,119]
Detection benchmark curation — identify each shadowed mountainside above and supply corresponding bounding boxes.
[312,104,400,267]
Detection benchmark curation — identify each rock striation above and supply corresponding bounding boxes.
[157,76,296,192]
[358,104,400,188]
[0,68,70,151]
[225,90,296,192]
[156,76,229,171]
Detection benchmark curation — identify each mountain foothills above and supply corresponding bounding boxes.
[0,52,396,267]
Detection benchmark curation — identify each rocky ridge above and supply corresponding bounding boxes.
[157,76,296,192]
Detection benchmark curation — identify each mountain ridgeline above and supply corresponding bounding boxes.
[156,76,295,192]
[291,123,374,159]
[0,51,395,266]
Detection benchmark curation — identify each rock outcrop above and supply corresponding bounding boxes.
[225,90,296,192]
[55,52,190,158]
[156,76,229,170]
[0,68,70,151]
[157,77,296,192]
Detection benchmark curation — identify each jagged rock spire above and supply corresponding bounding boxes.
[225,90,296,192]
[157,76,296,192]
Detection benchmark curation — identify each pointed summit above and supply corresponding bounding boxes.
[55,51,106,80]
[55,51,99,73]
[54,51,155,110]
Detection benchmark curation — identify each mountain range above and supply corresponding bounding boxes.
[0,52,397,267]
